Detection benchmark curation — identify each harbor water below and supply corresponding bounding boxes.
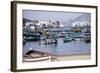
[23,38,91,56]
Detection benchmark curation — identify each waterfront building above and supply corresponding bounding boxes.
[24,20,65,30]
[72,21,90,27]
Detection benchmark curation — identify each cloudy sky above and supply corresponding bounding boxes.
[23,10,90,26]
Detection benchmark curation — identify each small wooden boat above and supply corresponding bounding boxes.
[24,56,54,62]
[23,49,56,62]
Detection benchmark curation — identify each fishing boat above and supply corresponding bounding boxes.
[63,32,72,42]
[25,35,40,41]
[23,39,26,45]
[23,49,56,62]
[58,33,65,38]
[39,39,57,45]
[84,37,91,43]
[84,36,91,43]
[50,39,57,44]
[39,40,46,44]
[63,37,72,42]
[84,29,91,43]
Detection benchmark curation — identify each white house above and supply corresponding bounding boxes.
[25,22,34,27]
[30,26,35,30]
[72,21,90,27]
[25,20,65,29]
[39,20,48,27]
[60,24,64,28]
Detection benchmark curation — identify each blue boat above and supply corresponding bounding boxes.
[24,33,40,41]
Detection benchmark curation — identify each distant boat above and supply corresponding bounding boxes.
[51,39,57,44]
[72,27,81,32]
[63,37,72,42]
[39,40,46,44]
[25,34,40,41]
[84,29,91,43]
[23,39,26,45]
[39,39,57,45]
[63,32,72,42]
[25,37,40,41]
[23,32,41,41]
[85,38,91,43]
[58,32,65,38]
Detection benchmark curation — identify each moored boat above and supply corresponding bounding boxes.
[63,37,72,42]
[63,32,73,42]
[84,29,91,43]
[39,38,57,45]
[23,49,56,62]
[84,38,91,43]
[23,39,26,45]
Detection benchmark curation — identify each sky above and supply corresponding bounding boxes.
[23,10,90,26]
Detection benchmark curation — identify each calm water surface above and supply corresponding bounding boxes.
[23,38,90,56]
